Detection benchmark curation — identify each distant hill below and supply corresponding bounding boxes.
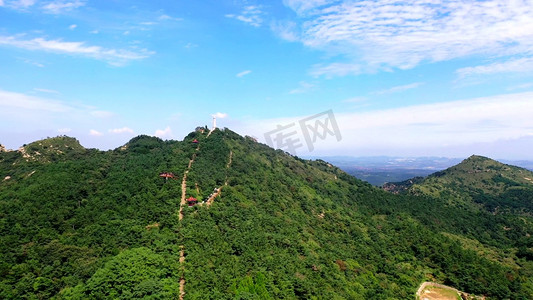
[315,156,533,186]
[1,132,532,299]
[383,155,533,215]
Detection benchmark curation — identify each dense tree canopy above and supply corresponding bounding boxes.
[0,130,531,299]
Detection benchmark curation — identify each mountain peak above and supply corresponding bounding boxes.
[465,154,491,161]
[18,136,85,162]
[385,155,533,200]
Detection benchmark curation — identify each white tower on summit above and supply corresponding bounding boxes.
[212,116,217,130]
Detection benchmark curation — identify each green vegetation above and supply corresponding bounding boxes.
[1,131,532,299]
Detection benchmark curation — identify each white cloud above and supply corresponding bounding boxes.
[42,0,85,14]
[374,82,424,95]
[271,20,300,42]
[310,63,362,78]
[236,70,252,77]
[89,30,99,34]
[89,129,103,136]
[3,0,35,9]
[69,24,77,30]
[226,5,264,27]
[18,58,45,67]
[90,110,113,118]
[508,82,533,91]
[33,88,60,94]
[457,57,533,78]
[283,0,333,15]
[109,127,134,134]
[154,126,173,139]
[282,0,533,76]
[0,89,121,149]
[158,14,182,21]
[235,91,533,156]
[0,89,70,112]
[342,96,367,103]
[0,35,154,66]
[184,42,198,49]
[289,81,315,94]
[334,92,533,149]
[212,112,228,119]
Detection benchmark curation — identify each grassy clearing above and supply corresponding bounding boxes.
[419,285,461,300]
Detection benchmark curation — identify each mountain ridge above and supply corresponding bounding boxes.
[1,129,532,299]
[383,155,533,196]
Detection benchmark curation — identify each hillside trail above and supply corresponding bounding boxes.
[178,144,200,300]
[178,134,229,298]
[206,150,233,206]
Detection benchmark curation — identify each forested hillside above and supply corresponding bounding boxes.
[1,130,532,299]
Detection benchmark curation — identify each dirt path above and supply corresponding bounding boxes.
[179,169,188,221]
[178,148,199,300]
[226,150,233,168]
[224,150,233,186]
[206,187,222,206]
[179,246,185,300]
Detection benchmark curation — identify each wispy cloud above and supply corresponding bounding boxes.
[508,82,533,91]
[310,63,362,78]
[89,129,103,136]
[33,88,60,94]
[289,81,315,94]
[0,89,70,112]
[457,57,533,78]
[212,112,228,119]
[0,89,122,148]
[154,126,172,139]
[42,0,85,14]
[109,127,134,134]
[226,5,264,27]
[283,0,333,15]
[342,96,367,103]
[236,70,252,78]
[0,35,154,66]
[69,24,77,30]
[2,0,36,9]
[271,20,299,42]
[282,0,533,77]
[335,92,533,148]
[239,91,533,156]
[158,14,182,22]
[374,82,424,95]
[90,110,114,118]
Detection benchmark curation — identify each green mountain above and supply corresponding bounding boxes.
[383,155,533,215]
[1,130,532,299]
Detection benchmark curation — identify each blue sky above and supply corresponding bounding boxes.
[1,0,533,159]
